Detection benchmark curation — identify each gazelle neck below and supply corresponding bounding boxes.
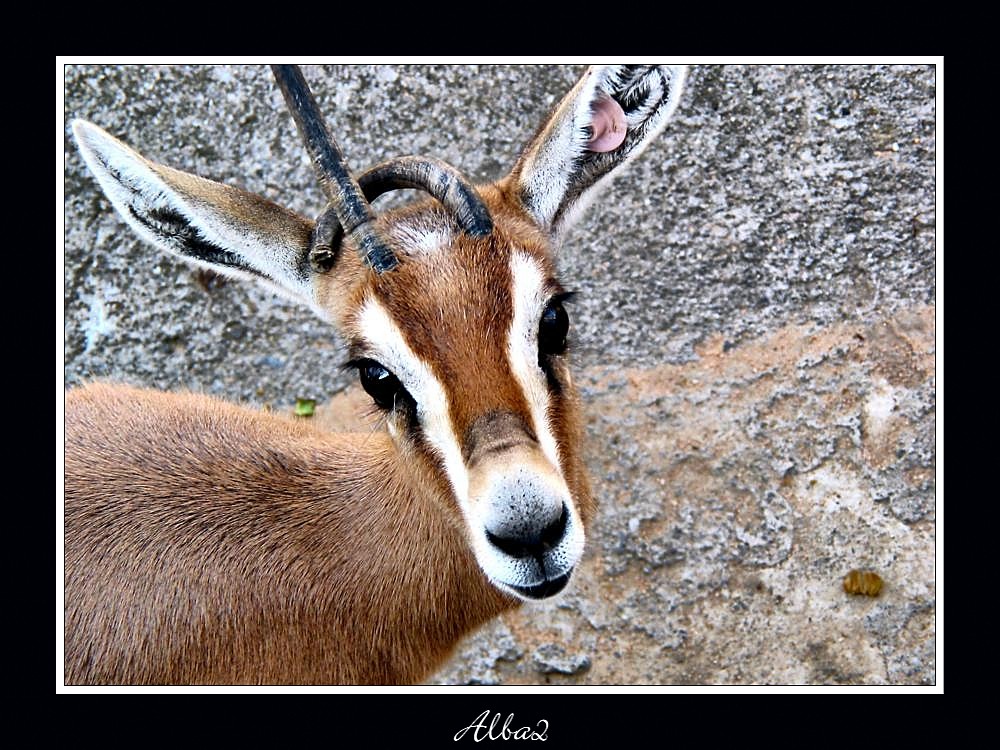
[276,432,517,684]
[64,384,515,684]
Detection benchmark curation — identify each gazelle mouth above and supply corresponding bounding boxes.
[507,570,573,600]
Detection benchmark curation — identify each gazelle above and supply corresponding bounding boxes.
[65,64,687,685]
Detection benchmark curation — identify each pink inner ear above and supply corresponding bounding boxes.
[587,94,628,153]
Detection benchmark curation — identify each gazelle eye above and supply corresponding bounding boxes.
[538,300,569,355]
[358,361,404,410]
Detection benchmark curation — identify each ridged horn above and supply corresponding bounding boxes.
[358,156,493,237]
[271,64,398,274]
[308,157,494,271]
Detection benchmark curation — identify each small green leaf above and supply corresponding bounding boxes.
[294,398,316,417]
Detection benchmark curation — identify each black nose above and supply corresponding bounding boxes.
[485,504,569,559]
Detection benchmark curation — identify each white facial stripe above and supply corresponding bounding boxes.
[508,253,563,476]
[358,282,586,603]
[356,298,469,507]
[498,252,587,599]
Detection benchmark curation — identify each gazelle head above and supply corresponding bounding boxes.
[72,64,686,602]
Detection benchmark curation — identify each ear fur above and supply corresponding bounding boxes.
[507,65,687,244]
[72,119,319,309]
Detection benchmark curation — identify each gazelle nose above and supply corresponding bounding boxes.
[485,503,569,559]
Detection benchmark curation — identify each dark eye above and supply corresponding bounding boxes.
[539,300,569,355]
[358,360,403,410]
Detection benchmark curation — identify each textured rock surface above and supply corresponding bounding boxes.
[63,64,937,685]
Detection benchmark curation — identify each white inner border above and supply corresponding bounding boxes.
[57,56,943,696]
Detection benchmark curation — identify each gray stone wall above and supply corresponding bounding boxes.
[63,64,937,685]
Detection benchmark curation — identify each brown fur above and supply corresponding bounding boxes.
[65,383,514,685]
[365,191,552,447]
[64,187,594,686]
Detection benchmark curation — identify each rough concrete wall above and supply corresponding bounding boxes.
[63,64,937,685]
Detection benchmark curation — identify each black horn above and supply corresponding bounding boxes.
[271,64,398,274]
[358,157,493,237]
[273,65,495,274]
[309,157,495,270]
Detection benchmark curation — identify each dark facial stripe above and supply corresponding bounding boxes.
[462,410,538,466]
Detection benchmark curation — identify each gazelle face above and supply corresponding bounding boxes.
[339,202,591,599]
[73,64,686,603]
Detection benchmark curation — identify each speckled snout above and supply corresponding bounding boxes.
[467,445,585,601]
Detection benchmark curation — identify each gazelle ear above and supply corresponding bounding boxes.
[72,120,318,308]
[506,65,686,245]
